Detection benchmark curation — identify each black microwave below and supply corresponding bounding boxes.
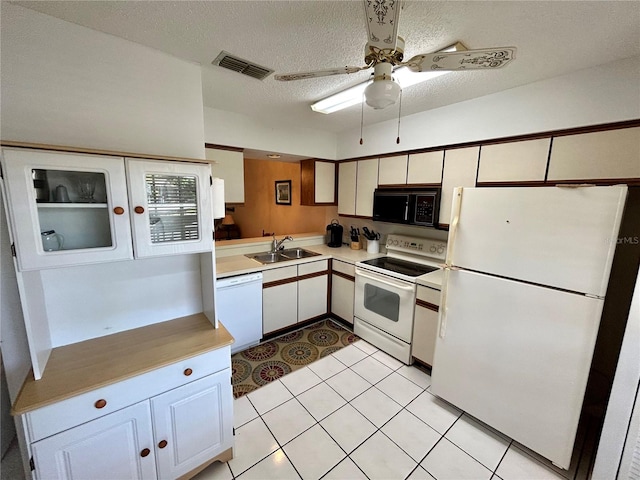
[372,188,440,227]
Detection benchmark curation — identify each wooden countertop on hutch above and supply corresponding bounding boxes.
[12,314,234,415]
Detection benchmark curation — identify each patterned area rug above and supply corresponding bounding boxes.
[231,319,359,398]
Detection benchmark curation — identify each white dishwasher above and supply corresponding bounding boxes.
[216,272,263,354]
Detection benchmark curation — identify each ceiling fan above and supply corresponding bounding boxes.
[274,0,516,111]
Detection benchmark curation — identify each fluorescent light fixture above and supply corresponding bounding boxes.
[310,82,369,114]
[310,42,464,114]
[393,68,449,89]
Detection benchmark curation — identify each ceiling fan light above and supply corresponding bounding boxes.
[364,78,401,109]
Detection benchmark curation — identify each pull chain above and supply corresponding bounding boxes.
[396,88,403,144]
[359,90,365,145]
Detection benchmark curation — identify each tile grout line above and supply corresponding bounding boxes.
[248,349,415,479]
[493,439,514,478]
[237,338,496,480]
[235,342,436,479]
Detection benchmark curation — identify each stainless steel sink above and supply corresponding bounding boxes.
[246,248,320,264]
[249,252,282,264]
[279,248,321,260]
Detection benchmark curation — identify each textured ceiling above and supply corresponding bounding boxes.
[10,1,640,135]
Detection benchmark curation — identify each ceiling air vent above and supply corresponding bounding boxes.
[212,51,273,80]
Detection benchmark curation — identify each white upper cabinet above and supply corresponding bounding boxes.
[1,148,133,270]
[355,158,379,217]
[126,159,213,258]
[1,148,212,270]
[547,127,640,181]
[205,148,245,203]
[440,147,479,226]
[478,138,550,183]
[378,155,408,185]
[314,161,336,203]
[337,161,357,215]
[300,159,336,205]
[407,151,444,185]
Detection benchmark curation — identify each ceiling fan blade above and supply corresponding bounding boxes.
[274,66,369,81]
[403,47,517,73]
[363,0,401,53]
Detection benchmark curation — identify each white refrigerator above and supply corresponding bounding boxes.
[431,185,628,469]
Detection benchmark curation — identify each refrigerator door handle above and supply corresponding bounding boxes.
[439,266,452,338]
[445,187,464,267]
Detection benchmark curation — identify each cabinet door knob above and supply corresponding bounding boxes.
[183,368,193,376]
[158,440,168,449]
[94,399,107,409]
[140,448,151,458]
[134,206,145,214]
[113,206,125,215]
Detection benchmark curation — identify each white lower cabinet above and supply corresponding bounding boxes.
[263,282,298,334]
[411,285,441,367]
[297,260,328,322]
[330,260,355,324]
[262,260,328,335]
[331,275,354,324]
[298,275,328,322]
[26,351,233,480]
[32,401,158,480]
[151,371,233,479]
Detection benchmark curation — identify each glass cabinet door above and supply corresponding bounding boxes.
[126,159,212,258]
[1,149,133,270]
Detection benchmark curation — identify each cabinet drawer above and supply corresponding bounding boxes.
[417,285,441,306]
[263,265,297,283]
[26,347,230,442]
[299,260,328,276]
[332,259,355,277]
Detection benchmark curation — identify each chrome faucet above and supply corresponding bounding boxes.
[272,235,293,252]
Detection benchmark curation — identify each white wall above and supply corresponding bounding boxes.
[204,107,337,160]
[0,3,209,402]
[337,55,640,159]
[0,3,206,159]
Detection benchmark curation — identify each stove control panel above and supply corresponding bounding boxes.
[386,234,447,260]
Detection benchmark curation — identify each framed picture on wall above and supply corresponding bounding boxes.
[275,180,292,205]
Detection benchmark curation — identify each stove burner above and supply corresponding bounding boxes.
[360,257,438,277]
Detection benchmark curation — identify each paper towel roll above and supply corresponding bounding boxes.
[212,177,225,219]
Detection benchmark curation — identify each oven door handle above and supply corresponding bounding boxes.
[355,269,416,291]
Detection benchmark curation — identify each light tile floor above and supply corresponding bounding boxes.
[193,341,575,480]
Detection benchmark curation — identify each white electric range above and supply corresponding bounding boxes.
[354,234,446,364]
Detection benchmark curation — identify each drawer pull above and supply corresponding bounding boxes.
[134,206,145,214]
[184,368,193,376]
[158,440,168,449]
[113,206,125,215]
[94,399,107,409]
[140,448,151,458]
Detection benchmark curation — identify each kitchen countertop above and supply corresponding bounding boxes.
[416,268,444,290]
[216,243,385,278]
[216,243,444,289]
[12,314,233,414]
